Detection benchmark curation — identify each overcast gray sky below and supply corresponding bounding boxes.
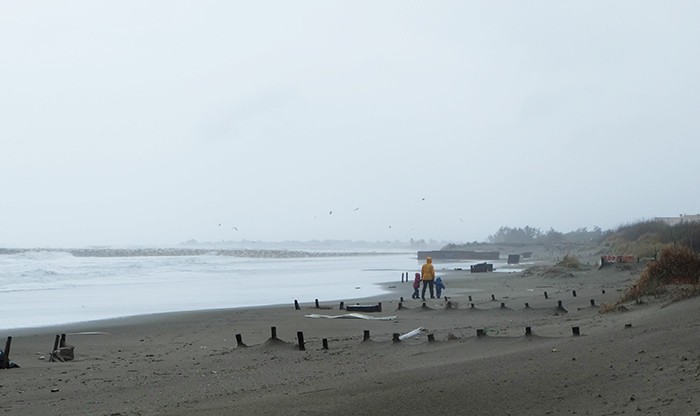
[1,1,698,247]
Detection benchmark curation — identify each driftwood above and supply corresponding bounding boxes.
[50,334,75,362]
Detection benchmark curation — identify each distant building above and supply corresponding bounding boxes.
[655,214,700,226]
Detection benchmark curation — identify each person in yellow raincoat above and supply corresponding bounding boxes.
[420,256,436,300]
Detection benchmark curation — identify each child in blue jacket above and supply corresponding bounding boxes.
[435,277,446,299]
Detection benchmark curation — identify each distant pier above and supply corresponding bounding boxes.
[417,250,500,261]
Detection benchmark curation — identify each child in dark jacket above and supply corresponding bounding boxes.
[412,273,421,299]
[435,277,446,299]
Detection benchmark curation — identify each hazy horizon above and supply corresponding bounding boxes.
[2,2,698,247]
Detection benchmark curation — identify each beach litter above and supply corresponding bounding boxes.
[305,313,396,321]
[0,349,19,369]
[399,327,425,340]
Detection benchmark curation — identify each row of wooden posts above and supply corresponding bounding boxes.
[234,323,590,352]
[395,299,593,312]
[400,272,608,297]
[294,295,600,313]
[294,299,382,313]
[2,323,601,367]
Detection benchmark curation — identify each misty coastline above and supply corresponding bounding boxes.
[0,247,409,258]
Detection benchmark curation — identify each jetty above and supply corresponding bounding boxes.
[417,250,500,261]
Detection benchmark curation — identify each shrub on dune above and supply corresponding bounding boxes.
[557,254,584,270]
[624,245,700,301]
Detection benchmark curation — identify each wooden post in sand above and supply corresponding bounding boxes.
[491,294,496,301]
[470,303,475,309]
[590,299,596,307]
[500,302,506,308]
[476,329,485,337]
[363,330,370,341]
[572,290,577,297]
[60,334,67,347]
[339,301,345,310]
[294,300,300,310]
[315,299,320,309]
[0,337,11,369]
[322,338,329,350]
[235,334,245,347]
[427,334,435,342]
[468,295,472,301]
[544,291,549,299]
[53,335,60,351]
[297,332,305,350]
[572,327,580,336]
[271,327,277,339]
[392,333,400,342]
[525,327,532,336]
[524,302,530,308]
[398,302,403,310]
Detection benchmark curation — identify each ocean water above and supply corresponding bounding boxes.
[0,250,516,330]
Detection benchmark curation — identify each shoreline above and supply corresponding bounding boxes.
[0,251,425,333]
[1,267,516,336]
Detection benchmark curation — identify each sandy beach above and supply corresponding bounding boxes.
[2,258,699,416]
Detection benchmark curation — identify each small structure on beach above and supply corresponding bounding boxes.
[470,263,494,273]
[345,303,382,313]
[600,255,636,267]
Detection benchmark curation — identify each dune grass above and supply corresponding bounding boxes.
[621,245,700,303]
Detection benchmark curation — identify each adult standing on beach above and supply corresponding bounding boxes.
[421,256,436,300]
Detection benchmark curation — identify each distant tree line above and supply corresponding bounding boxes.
[609,220,700,253]
[486,226,607,245]
[482,220,700,253]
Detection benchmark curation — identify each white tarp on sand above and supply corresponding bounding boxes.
[398,327,425,340]
[304,313,396,321]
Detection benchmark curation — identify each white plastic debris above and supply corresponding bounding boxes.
[399,327,425,340]
[304,313,396,321]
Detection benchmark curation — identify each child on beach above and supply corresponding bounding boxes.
[435,277,446,299]
[412,273,421,299]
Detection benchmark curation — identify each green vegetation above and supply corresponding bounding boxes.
[557,254,585,270]
[486,226,607,245]
[604,220,700,258]
[595,221,700,307]
[452,219,700,305]
[521,253,590,279]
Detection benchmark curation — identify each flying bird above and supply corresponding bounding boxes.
[329,211,333,215]
[354,207,360,211]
